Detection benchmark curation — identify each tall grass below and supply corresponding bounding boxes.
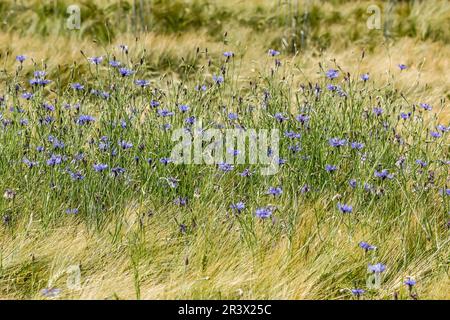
[0,0,448,300]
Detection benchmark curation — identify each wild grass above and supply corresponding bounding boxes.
[0,0,448,300]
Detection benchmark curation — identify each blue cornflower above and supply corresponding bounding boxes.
[267,187,282,196]
[325,164,337,172]
[135,79,150,87]
[23,158,38,168]
[76,115,95,125]
[430,131,441,138]
[218,162,234,172]
[255,207,272,219]
[327,84,337,91]
[400,112,411,120]
[295,114,310,124]
[179,104,190,112]
[240,168,253,177]
[326,69,339,79]
[150,100,160,108]
[223,51,234,57]
[22,92,33,100]
[160,157,172,165]
[359,241,377,251]
[88,56,104,65]
[351,142,365,150]
[195,84,208,91]
[47,154,63,166]
[111,167,126,176]
[174,197,188,206]
[349,179,357,188]
[185,116,196,125]
[119,140,133,150]
[415,159,427,167]
[373,107,383,116]
[16,55,26,63]
[93,163,108,172]
[284,131,301,139]
[69,171,84,181]
[351,289,365,297]
[360,73,369,81]
[398,64,408,70]
[274,113,288,122]
[119,68,134,77]
[368,263,386,273]
[66,208,79,214]
[329,137,347,147]
[419,103,432,111]
[230,202,245,213]
[374,169,394,180]
[268,49,280,57]
[158,109,174,117]
[437,124,449,132]
[337,203,353,213]
[71,83,84,91]
[404,278,416,288]
[213,75,224,85]
[228,112,238,120]
[109,60,121,68]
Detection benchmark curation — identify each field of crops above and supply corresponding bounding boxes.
[0,0,448,300]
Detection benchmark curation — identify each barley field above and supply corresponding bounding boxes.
[0,0,449,300]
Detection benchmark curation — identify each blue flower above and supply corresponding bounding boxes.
[359,241,377,251]
[109,60,121,68]
[160,157,172,165]
[325,164,337,172]
[223,51,234,57]
[218,162,234,172]
[76,115,95,125]
[326,69,339,79]
[373,107,383,116]
[93,163,108,172]
[415,159,427,167]
[111,167,126,176]
[368,263,386,273]
[329,138,347,147]
[135,79,150,87]
[119,140,133,150]
[337,203,352,213]
[179,104,190,112]
[349,179,357,188]
[400,112,411,120]
[230,202,245,213]
[419,103,432,111]
[274,113,288,122]
[228,112,238,120]
[351,289,365,296]
[430,131,441,138]
[119,68,134,77]
[16,55,26,63]
[268,49,280,57]
[47,154,63,166]
[267,187,282,196]
[398,64,408,70]
[374,169,394,180]
[404,278,416,287]
[255,207,272,219]
[360,73,369,81]
[158,109,174,117]
[295,114,310,124]
[88,56,104,65]
[66,208,79,214]
[71,83,84,91]
[351,142,365,150]
[213,75,224,85]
